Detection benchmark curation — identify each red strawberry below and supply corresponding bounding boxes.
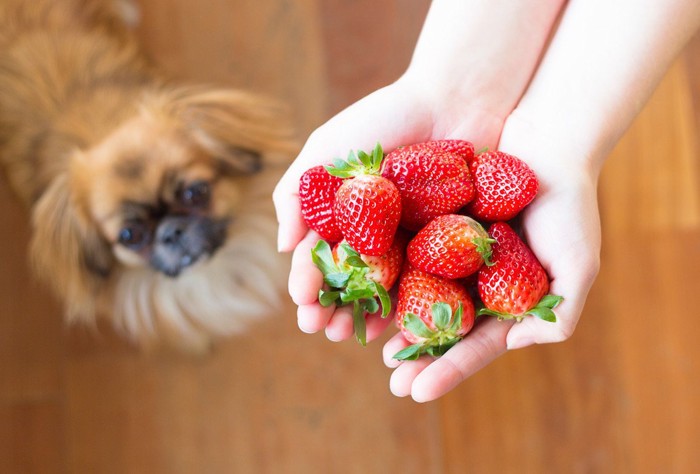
[328,144,401,256]
[311,236,406,345]
[413,139,475,163]
[467,151,538,221]
[382,141,475,231]
[299,165,344,242]
[407,214,494,279]
[477,222,562,322]
[393,264,475,360]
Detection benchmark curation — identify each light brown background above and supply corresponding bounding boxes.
[2,1,699,473]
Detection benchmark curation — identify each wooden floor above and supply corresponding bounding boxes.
[1,1,699,472]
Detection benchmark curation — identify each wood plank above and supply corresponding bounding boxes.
[0,399,66,474]
[2,1,699,473]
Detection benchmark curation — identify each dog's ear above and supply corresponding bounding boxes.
[29,173,113,322]
[164,87,298,174]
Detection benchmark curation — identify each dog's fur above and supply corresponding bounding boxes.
[0,0,294,351]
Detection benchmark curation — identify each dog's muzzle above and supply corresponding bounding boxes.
[150,215,228,277]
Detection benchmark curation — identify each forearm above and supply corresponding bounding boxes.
[402,0,567,126]
[510,0,700,171]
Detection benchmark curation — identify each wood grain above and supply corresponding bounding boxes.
[1,1,699,473]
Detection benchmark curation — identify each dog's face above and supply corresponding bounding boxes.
[29,88,292,319]
[75,113,255,278]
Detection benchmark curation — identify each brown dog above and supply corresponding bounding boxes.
[0,0,295,351]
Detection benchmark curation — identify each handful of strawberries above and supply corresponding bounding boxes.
[299,140,562,359]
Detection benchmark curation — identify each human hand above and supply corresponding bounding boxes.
[273,76,506,343]
[382,113,602,401]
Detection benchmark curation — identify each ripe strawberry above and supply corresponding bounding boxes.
[328,144,401,256]
[477,222,563,322]
[392,264,475,360]
[467,150,538,221]
[311,235,406,345]
[407,214,494,279]
[412,139,476,163]
[299,165,344,242]
[382,141,475,231]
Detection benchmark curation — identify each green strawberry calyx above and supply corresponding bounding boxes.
[477,294,564,323]
[311,239,391,346]
[324,143,384,178]
[393,302,465,361]
[472,235,497,267]
[467,217,496,266]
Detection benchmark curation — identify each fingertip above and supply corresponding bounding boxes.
[383,332,409,368]
[389,358,431,398]
[288,232,324,305]
[297,303,334,334]
[325,307,355,342]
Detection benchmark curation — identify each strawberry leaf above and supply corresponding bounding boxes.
[403,313,435,339]
[357,150,372,168]
[427,338,460,357]
[539,294,564,309]
[311,240,338,276]
[393,343,424,361]
[361,298,379,315]
[527,306,557,322]
[373,282,392,318]
[318,289,341,307]
[448,303,464,333]
[371,142,384,171]
[352,301,367,346]
[345,256,368,268]
[324,272,351,288]
[471,236,496,267]
[432,303,452,330]
[341,287,376,303]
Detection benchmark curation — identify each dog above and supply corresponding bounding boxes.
[0,0,295,351]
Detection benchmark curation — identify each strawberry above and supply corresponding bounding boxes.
[327,144,401,256]
[392,264,475,360]
[311,235,406,345]
[467,150,538,221]
[407,214,495,279]
[299,165,344,242]
[382,141,475,231]
[477,222,563,322]
[412,139,476,163]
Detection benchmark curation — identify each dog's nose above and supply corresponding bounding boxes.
[156,216,189,247]
[150,215,228,277]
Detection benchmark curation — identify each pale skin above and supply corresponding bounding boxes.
[273,0,700,402]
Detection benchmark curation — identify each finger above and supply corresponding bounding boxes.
[273,161,311,252]
[365,312,394,343]
[325,305,355,342]
[288,231,324,306]
[505,256,595,349]
[297,302,335,334]
[382,331,411,368]
[507,181,601,350]
[408,318,511,403]
[389,357,433,398]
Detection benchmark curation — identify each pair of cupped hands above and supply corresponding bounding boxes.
[273,76,601,402]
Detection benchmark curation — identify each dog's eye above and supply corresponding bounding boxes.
[179,181,211,208]
[118,221,151,249]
